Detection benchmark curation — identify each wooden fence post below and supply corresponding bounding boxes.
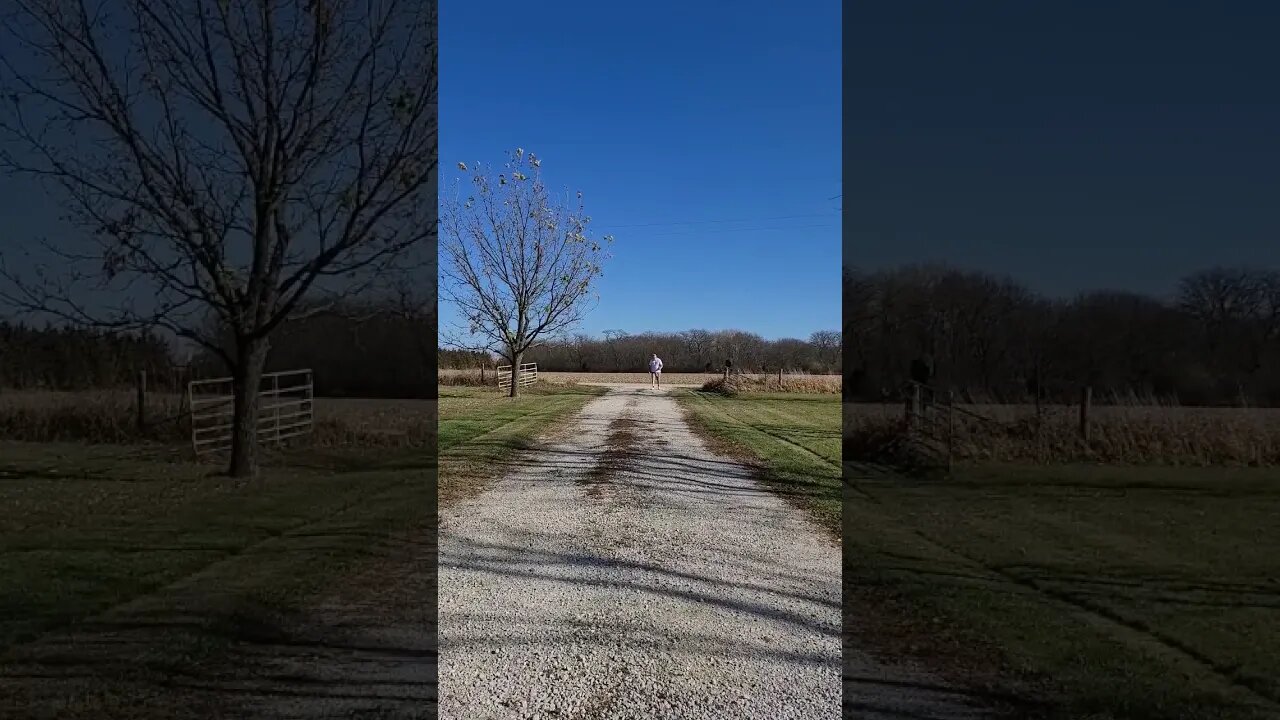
[481,365,486,384]
[136,370,147,432]
[1079,385,1092,442]
[905,383,922,428]
[778,367,783,386]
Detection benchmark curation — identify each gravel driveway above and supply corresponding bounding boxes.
[437,387,842,719]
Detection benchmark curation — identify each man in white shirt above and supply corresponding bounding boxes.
[648,353,663,389]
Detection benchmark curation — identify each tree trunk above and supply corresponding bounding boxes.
[228,337,271,478]
[508,351,522,398]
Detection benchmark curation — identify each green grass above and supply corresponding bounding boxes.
[0,442,430,656]
[676,390,840,536]
[844,461,1280,720]
[438,384,606,503]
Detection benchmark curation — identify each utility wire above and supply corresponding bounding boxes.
[631,222,838,238]
[597,212,837,229]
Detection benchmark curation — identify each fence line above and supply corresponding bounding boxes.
[187,368,314,457]
[900,380,1097,471]
[496,362,538,390]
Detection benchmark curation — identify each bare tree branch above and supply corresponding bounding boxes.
[0,0,437,476]
[439,149,611,395]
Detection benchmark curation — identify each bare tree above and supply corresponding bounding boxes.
[679,329,714,371]
[808,329,841,372]
[601,329,629,372]
[440,148,611,396]
[0,0,438,476]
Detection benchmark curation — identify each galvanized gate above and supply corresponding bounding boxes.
[187,368,315,457]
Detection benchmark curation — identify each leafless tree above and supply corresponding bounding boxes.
[440,150,612,396]
[0,0,438,477]
[601,329,629,372]
[808,329,841,371]
[679,329,715,371]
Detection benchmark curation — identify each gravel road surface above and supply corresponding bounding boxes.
[438,387,841,719]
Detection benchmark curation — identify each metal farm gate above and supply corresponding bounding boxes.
[496,362,538,390]
[187,368,315,457]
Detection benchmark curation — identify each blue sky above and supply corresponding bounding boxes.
[848,2,1280,299]
[440,0,841,341]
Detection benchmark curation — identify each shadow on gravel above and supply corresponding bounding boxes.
[441,528,840,628]
[454,438,830,504]
[444,612,830,669]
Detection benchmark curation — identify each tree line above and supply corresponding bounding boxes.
[844,264,1280,406]
[1,304,437,399]
[2,314,841,396]
[0,322,174,391]
[516,329,842,374]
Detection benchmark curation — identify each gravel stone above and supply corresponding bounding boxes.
[438,387,841,719]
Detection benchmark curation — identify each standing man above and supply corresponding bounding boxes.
[649,353,664,389]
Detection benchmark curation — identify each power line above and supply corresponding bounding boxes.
[597,212,837,230]
[634,222,838,238]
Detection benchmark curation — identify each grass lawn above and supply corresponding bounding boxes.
[844,461,1280,720]
[0,439,433,717]
[438,384,606,504]
[0,442,430,657]
[676,390,841,536]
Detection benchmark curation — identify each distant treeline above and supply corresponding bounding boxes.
[439,348,493,368]
[257,309,435,397]
[0,321,174,390]
[845,264,1280,406]
[2,303,438,398]
[514,329,842,374]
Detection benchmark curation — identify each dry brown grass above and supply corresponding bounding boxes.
[0,390,189,444]
[0,390,435,449]
[845,401,1280,466]
[437,368,492,386]
[440,369,842,389]
[700,374,842,396]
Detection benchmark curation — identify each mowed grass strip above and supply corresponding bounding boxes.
[676,390,840,536]
[0,441,428,657]
[844,461,1280,720]
[439,384,606,503]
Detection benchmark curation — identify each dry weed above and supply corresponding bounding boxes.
[845,402,1280,466]
[701,374,842,396]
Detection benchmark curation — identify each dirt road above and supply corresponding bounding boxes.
[437,387,842,719]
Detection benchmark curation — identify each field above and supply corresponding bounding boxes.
[676,389,841,535]
[0,437,431,716]
[846,401,1280,466]
[441,368,843,390]
[844,396,1280,718]
[844,463,1280,719]
[0,389,436,447]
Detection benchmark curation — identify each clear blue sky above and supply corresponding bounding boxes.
[847,2,1280,300]
[440,0,841,342]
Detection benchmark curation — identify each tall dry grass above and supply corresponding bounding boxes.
[701,374,842,396]
[438,369,492,387]
[845,401,1280,466]
[0,390,435,450]
[0,390,189,444]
